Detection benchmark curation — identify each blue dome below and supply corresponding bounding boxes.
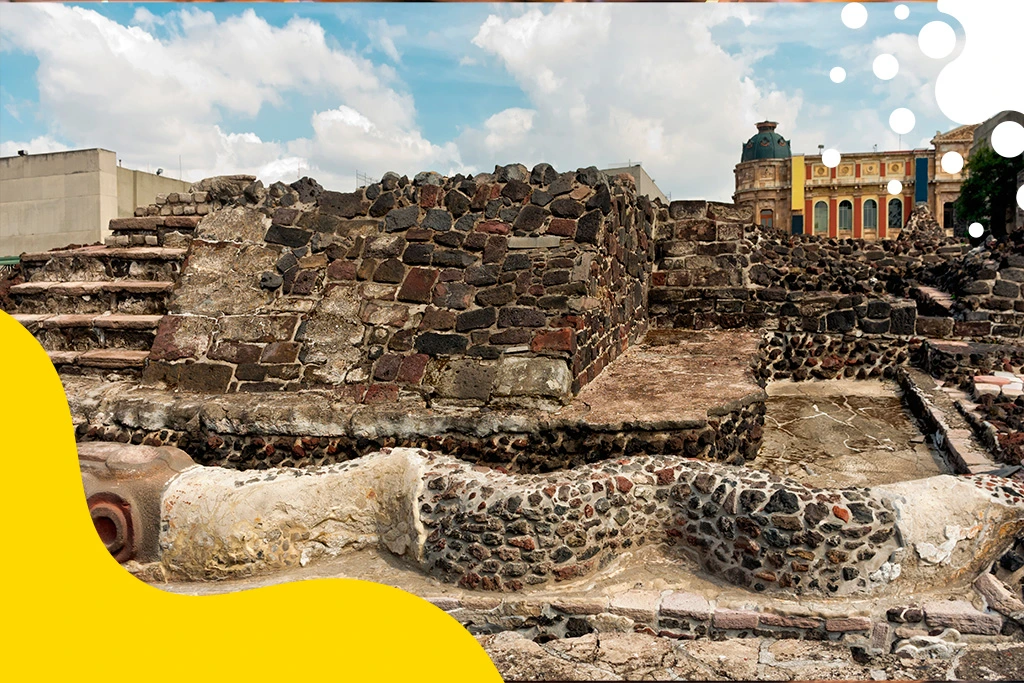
[742,121,792,162]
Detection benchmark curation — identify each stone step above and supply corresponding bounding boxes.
[20,246,186,263]
[48,348,150,369]
[108,216,203,234]
[13,313,164,330]
[14,313,164,352]
[20,247,186,283]
[8,280,175,315]
[11,280,174,296]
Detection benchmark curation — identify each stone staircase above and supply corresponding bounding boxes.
[5,216,199,375]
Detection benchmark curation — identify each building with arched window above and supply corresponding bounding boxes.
[733,121,977,240]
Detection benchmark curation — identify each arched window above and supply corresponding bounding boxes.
[888,198,903,231]
[863,199,878,237]
[760,208,774,228]
[813,201,829,234]
[838,200,853,232]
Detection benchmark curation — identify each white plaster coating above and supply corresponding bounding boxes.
[158,448,427,580]
[876,475,1021,583]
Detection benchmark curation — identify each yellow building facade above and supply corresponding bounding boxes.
[733,122,977,239]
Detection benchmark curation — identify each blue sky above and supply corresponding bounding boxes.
[0,2,979,201]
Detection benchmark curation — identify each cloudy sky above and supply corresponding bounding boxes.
[0,2,969,201]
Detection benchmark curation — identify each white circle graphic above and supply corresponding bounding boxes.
[1018,184,1024,211]
[895,4,910,20]
[968,222,984,238]
[830,67,847,83]
[842,3,868,30]
[919,21,957,59]
[887,180,903,195]
[940,151,964,174]
[822,149,842,168]
[889,108,916,135]
[873,54,899,80]
[991,121,1024,158]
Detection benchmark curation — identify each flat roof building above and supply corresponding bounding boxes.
[0,148,191,257]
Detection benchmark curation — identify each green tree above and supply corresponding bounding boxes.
[954,144,1024,240]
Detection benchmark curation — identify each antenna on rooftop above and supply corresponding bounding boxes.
[355,170,373,189]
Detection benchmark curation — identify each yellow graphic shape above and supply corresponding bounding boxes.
[0,311,501,682]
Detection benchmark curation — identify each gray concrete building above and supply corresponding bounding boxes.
[0,148,190,257]
[600,163,669,204]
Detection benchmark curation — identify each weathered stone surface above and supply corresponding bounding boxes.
[424,359,497,400]
[148,315,215,361]
[659,592,711,621]
[170,241,277,316]
[713,610,759,630]
[609,591,660,623]
[492,357,571,399]
[301,285,365,383]
[194,206,270,243]
[924,600,1002,635]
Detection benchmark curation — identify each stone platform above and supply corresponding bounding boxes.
[68,329,767,472]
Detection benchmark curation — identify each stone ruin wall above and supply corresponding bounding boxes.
[418,452,901,597]
[22,161,1019,602]
[142,165,654,409]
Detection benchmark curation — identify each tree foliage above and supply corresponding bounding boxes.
[954,144,1024,240]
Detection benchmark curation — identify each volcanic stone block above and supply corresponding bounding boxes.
[398,268,439,303]
[531,163,558,185]
[433,282,474,310]
[319,191,366,218]
[890,304,917,335]
[513,205,548,232]
[550,198,584,219]
[498,307,546,328]
[385,205,420,232]
[373,259,406,284]
[456,307,497,332]
[423,208,453,232]
[149,315,217,361]
[364,234,407,259]
[573,214,602,245]
[415,333,469,356]
[445,190,471,217]
[432,249,476,269]
[264,224,312,248]
[492,356,571,399]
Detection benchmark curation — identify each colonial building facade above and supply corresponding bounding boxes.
[733,121,977,239]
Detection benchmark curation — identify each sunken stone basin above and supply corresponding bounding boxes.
[755,378,950,489]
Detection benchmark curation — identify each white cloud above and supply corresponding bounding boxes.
[367,18,408,64]
[0,4,450,187]
[0,135,69,157]
[460,5,801,200]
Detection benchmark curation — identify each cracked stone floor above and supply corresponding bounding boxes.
[479,631,1024,681]
[753,379,949,489]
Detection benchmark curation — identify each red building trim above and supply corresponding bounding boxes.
[829,198,838,238]
[855,163,861,178]
[905,195,912,223]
